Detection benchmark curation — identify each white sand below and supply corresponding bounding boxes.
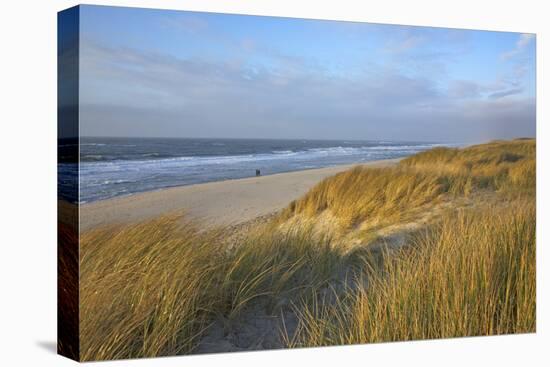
[80,158,400,231]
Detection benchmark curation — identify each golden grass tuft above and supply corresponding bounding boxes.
[281,166,445,230]
[80,218,345,360]
[80,216,224,360]
[219,222,344,319]
[401,139,535,193]
[289,199,535,346]
[281,139,535,232]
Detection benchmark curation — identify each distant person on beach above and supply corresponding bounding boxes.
[256,169,261,177]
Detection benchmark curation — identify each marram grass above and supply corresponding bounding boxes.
[80,218,347,360]
[79,139,535,360]
[288,200,535,346]
[281,138,535,232]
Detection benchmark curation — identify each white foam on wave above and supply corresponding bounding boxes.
[272,150,295,155]
[80,143,444,174]
[78,143,447,202]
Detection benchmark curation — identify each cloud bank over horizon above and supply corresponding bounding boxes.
[78,6,536,143]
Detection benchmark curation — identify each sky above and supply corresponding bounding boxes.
[77,5,536,143]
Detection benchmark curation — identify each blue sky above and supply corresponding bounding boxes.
[77,5,536,142]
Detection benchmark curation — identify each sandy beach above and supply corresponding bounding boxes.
[80,158,399,231]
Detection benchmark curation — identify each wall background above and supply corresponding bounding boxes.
[0,1,547,366]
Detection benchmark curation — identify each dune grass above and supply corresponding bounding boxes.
[219,222,344,320]
[281,166,445,230]
[401,139,535,194]
[80,217,223,360]
[80,217,346,360]
[281,139,535,232]
[284,139,536,346]
[288,200,535,346]
[79,139,536,360]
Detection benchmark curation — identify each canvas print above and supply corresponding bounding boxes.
[58,4,536,362]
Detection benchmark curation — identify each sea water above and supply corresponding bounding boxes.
[59,137,449,203]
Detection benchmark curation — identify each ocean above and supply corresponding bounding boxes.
[59,137,448,203]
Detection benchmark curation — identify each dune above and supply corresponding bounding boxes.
[78,140,535,360]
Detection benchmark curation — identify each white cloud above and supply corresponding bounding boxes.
[448,77,525,101]
[501,33,535,60]
[79,40,535,142]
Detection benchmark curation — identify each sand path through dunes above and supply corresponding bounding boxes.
[80,159,400,231]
